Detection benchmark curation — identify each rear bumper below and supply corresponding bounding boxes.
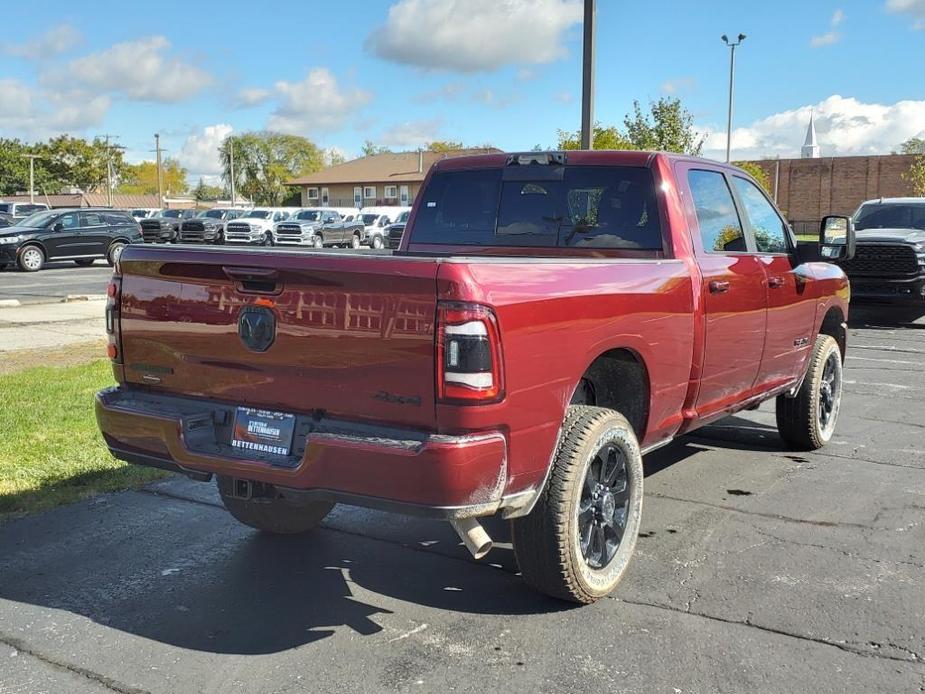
[849,275,925,304]
[95,386,517,519]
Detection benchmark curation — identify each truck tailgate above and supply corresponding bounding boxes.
[118,247,439,429]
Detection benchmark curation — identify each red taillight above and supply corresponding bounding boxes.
[106,279,123,363]
[436,302,504,404]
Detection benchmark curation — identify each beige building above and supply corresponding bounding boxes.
[288,148,500,208]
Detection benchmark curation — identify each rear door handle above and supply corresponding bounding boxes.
[767,276,785,288]
[709,280,730,294]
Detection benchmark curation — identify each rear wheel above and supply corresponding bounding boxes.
[18,245,44,272]
[74,259,94,267]
[217,476,334,534]
[511,405,643,604]
[107,241,126,267]
[776,334,843,450]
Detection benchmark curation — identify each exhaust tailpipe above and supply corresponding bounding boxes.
[450,518,493,560]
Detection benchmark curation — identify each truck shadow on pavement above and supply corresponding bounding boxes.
[0,415,783,656]
[848,305,925,329]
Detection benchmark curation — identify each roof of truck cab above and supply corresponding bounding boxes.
[430,150,755,173]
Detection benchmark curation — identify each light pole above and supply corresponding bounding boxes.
[154,133,163,207]
[21,154,41,203]
[721,33,746,163]
[580,0,596,150]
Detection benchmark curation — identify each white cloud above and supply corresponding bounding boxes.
[886,0,925,29]
[367,0,583,72]
[661,77,696,94]
[810,9,845,46]
[378,119,444,149]
[179,124,233,178]
[51,36,212,102]
[702,95,925,161]
[473,88,520,109]
[5,24,82,59]
[0,78,109,137]
[268,68,371,134]
[236,87,271,107]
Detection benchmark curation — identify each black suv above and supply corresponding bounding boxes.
[0,208,142,272]
[141,208,197,243]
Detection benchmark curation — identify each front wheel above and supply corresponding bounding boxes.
[312,235,324,249]
[775,334,843,450]
[511,405,643,604]
[351,234,362,249]
[107,241,126,267]
[217,476,334,534]
[371,235,384,250]
[263,232,273,246]
[18,245,45,272]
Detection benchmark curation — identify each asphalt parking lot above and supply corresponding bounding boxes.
[1,305,924,694]
[0,261,112,304]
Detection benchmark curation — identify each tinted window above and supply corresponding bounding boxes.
[244,210,272,219]
[0,204,10,213]
[412,166,662,249]
[19,204,46,215]
[361,214,380,226]
[688,170,746,253]
[81,212,104,226]
[732,177,788,253]
[19,210,58,227]
[855,203,925,231]
[203,209,225,219]
[297,211,321,221]
[396,211,410,223]
[104,212,134,225]
[161,209,181,218]
[58,213,79,230]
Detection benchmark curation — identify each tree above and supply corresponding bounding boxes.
[0,139,30,195]
[326,148,347,166]
[556,97,704,155]
[623,97,705,155]
[219,132,325,206]
[903,154,925,196]
[425,140,465,153]
[899,137,925,155]
[193,177,225,202]
[39,135,129,193]
[733,161,773,195]
[361,140,392,156]
[557,124,634,150]
[119,158,188,196]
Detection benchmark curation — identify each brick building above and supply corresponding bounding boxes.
[288,148,500,209]
[747,153,918,230]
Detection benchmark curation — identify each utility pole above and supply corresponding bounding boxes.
[154,133,163,207]
[21,154,41,204]
[580,0,596,150]
[99,134,120,207]
[229,139,236,207]
[721,34,746,163]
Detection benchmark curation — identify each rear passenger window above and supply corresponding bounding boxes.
[732,177,789,253]
[81,212,104,226]
[412,166,662,250]
[688,170,746,253]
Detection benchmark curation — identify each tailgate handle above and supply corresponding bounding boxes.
[222,266,281,294]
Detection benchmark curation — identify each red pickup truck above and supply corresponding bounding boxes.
[96,151,855,604]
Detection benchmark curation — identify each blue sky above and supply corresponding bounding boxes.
[1,0,923,185]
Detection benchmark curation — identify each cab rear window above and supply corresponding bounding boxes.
[410,165,662,250]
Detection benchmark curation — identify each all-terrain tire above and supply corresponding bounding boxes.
[511,405,643,604]
[217,476,334,534]
[775,334,843,450]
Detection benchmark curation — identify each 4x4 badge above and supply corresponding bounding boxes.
[238,306,276,352]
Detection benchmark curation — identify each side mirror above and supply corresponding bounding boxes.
[53,222,64,232]
[819,215,855,261]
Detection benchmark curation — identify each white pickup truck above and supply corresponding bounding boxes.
[224,208,293,246]
[353,207,411,249]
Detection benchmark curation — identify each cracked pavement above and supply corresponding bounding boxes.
[1,305,924,693]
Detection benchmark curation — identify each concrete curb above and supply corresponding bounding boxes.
[62,294,107,303]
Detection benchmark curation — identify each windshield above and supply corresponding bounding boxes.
[411,165,663,249]
[396,211,410,223]
[296,211,321,221]
[161,209,181,218]
[17,210,60,228]
[201,209,225,219]
[0,204,10,213]
[243,210,271,219]
[131,210,147,217]
[361,214,379,226]
[855,203,925,231]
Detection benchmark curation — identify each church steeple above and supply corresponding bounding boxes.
[801,110,821,158]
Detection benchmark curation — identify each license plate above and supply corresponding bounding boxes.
[231,407,296,456]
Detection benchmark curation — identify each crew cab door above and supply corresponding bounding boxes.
[43,211,82,259]
[78,211,110,256]
[683,167,768,420]
[729,175,817,391]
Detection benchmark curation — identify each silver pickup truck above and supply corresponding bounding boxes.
[272,209,364,248]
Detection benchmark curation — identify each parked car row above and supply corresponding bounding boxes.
[0,201,50,222]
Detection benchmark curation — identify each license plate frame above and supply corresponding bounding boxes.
[231,407,296,457]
